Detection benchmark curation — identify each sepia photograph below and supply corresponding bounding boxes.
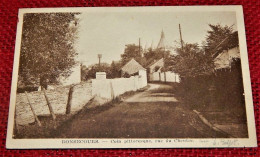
[6,6,257,148]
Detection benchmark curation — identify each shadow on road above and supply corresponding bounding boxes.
[51,83,229,138]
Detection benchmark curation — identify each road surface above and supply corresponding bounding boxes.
[54,83,228,138]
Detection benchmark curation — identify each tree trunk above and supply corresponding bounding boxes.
[40,76,48,90]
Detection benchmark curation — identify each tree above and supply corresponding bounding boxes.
[81,64,88,81]
[85,63,112,80]
[204,24,234,55]
[19,13,80,88]
[167,24,237,79]
[121,44,142,65]
[110,61,121,78]
[166,42,215,78]
[85,61,122,80]
[144,47,170,66]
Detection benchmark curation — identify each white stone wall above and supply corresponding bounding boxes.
[165,71,180,83]
[160,72,165,82]
[92,70,147,99]
[15,82,92,125]
[150,72,160,81]
[150,71,180,83]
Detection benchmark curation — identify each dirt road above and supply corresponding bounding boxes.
[53,83,228,138]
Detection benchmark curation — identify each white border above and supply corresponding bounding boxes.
[6,5,257,149]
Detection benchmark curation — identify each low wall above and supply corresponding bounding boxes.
[150,72,160,81]
[165,71,180,83]
[92,70,147,99]
[15,82,92,125]
[150,71,180,83]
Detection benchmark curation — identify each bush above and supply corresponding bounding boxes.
[175,58,245,111]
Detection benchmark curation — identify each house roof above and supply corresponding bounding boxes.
[121,58,146,75]
[147,58,164,68]
[211,31,239,59]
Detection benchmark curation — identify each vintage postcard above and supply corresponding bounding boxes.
[6,6,257,149]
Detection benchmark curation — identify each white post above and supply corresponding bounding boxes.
[96,72,106,80]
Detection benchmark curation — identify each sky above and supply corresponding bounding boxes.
[76,11,237,66]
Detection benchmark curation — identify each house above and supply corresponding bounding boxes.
[214,47,240,69]
[148,58,164,73]
[121,58,146,77]
[212,31,240,70]
[148,58,180,83]
[145,30,180,83]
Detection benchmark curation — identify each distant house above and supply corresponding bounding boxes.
[212,31,240,70]
[148,58,180,83]
[120,58,147,88]
[121,58,146,77]
[148,58,164,73]
[214,47,240,69]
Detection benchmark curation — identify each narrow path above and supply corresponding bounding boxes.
[125,83,177,103]
[54,83,228,138]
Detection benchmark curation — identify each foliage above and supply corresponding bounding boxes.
[110,61,122,78]
[154,66,161,72]
[211,31,239,58]
[19,13,80,87]
[174,58,245,112]
[120,43,171,69]
[121,44,143,66]
[144,47,170,67]
[204,24,235,55]
[84,61,122,80]
[167,24,238,78]
[166,43,215,78]
[84,63,111,79]
[169,24,244,114]
[81,64,88,81]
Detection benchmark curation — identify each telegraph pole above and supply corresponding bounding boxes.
[98,54,102,71]
[179,24,184,51]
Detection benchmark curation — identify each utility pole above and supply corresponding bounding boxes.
[179,24,184,51]
[98,54,102,71]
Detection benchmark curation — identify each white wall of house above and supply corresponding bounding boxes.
[139,69,147,88]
